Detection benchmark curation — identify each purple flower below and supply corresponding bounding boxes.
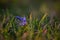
[16,16,27,26]
[16,16,22,21]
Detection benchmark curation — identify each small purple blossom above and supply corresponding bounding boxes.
[16,16,27,26]
[16,16,22,21]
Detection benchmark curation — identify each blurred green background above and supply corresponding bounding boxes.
[0,0,60,40]
[0,0,60,17]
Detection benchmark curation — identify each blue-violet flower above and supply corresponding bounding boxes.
[16,16,27,26]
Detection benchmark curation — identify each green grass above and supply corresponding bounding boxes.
[0,13,60,40]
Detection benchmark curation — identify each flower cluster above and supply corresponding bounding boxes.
[16,16,27,26]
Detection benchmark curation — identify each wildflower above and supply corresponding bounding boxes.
[16,16,27,26]
[15,16,22,21]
